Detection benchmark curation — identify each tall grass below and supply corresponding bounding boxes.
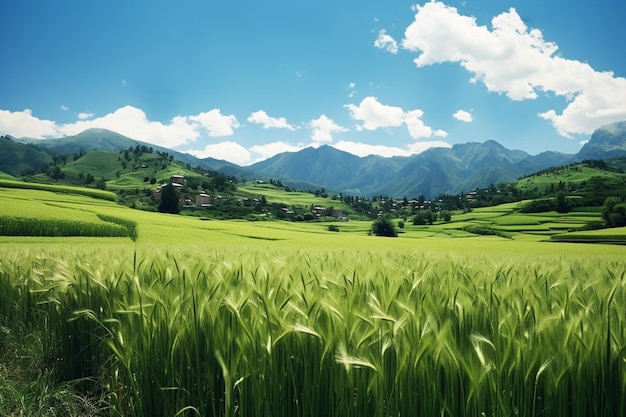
[1,246,624,416]
[0,216,132,238]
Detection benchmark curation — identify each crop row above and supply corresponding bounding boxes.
[0,179,118,201]
[0,216,133,238]
[1,247,624,416]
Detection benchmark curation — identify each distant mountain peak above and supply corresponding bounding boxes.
[577,121,626,160]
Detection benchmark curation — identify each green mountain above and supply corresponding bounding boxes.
[250,140,576,197]
[250,122,626,197]
[0,135,53,176]
[17,128,257,179]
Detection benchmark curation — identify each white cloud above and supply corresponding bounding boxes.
[334,140,450,158]
[334,141,412,158]
[345,96,444,139]
[348,82,357,98]
[0,109,60,138]
[60,105,69,111]
[374,29,399,54]
[345,96,404,130]
[453,109,473,122]
[77,112,94,120]
[187,141,251,165]
[187,109,240,137]
[247,110,295,130]
[401,1,626,137]
[309,114,347,143]
[0,105,240,148]
[408,140,451,153]
[404,109,435,139]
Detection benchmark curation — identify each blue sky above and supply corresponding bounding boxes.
[1,1,625,165]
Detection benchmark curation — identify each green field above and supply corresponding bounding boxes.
[1,183,625,416]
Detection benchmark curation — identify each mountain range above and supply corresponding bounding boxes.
[250,121,626,197]
[2,121,626,198]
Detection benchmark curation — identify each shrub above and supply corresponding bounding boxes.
[371,216,397,237]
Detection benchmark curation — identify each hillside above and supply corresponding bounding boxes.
[0,135,53,175]
[15,128,258,180]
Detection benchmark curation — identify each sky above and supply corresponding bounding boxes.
[1,1,625,166]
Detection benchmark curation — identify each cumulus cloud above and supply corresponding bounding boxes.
[345,96,404,130]
[334,140,450,158]
[334,141,412,158]
[0,109,60,138]
[0,105,240,148]
[77,112,94,120]
[309,114,347,143]
[453,109,473,122]
[187,141,251,166]
[374,29,399,54]
[401,1,626,137]
[345,96,446,139]
[247,110,295,130]
[187,109,240,137]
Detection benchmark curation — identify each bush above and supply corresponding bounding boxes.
[327,225,339,232]
[519,198,555,213]
[602,197,626,227]
[371,216,397,237]
[439,210,452,222]
[412,210,435,225]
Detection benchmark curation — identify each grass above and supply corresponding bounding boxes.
[1,245,624,416]
[0,179,117,201]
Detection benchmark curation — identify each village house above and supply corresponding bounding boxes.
[171,175,186,186]
[311,206,325,217]
[153,175,186,201]
[196,192,212,208]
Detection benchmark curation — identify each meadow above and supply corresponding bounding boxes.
[1,184,626,416]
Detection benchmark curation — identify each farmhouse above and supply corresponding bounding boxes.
[311,206,325,217]
[196,192,212,207]
[171,175,186,186]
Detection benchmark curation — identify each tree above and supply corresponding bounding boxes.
[412,209,436,225]
[602,197,626,227]
[95,177,107,190]
[158,184,181,214]
[371,216,397,237]
[412,211,427,225]
[440,210,452,222]
[555,191,570,213]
